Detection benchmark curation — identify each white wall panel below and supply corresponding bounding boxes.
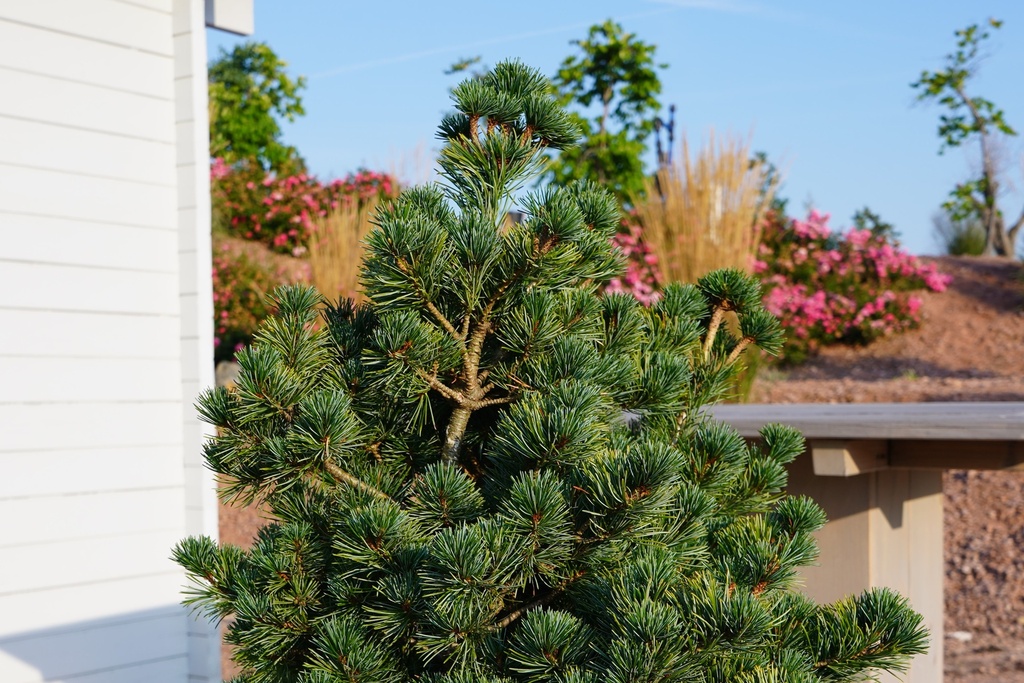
[119,0,174,14]
[54,657,189,683]
[0,614,185,683]
[0,446,184,498]
[0,70,174,141]
[0,215,177,271]
[0,357,183,403]
[0,118,175,185]
[0,487,184,546]
[0,262,179,315]
[0,1,201,681]
[0,0,173,55]
[0,573,184,638]
[0,529,183,594]
[0,309,179,359]
[0,402,182,451]
[0,19,173,99]
[0,165,176,229]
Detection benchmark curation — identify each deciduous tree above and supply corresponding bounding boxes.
[912,19,1023,257]
[209,41,306,173]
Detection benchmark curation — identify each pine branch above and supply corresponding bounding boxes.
[703,306,725,361]
[323,460,392,501]
[493,587,564,630]
[470,396,513,408]
[726,338,752,365]
[396,257,465,343]
[413,367,468,405]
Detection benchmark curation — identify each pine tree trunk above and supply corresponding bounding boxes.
[442,406,472,464]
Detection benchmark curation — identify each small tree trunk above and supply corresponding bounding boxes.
[442,406,472,464]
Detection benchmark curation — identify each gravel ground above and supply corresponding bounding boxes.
[218,256,1024,681]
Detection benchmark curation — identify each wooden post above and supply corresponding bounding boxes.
[786,451,944,683]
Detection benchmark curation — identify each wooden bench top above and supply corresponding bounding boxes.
[709,402,1024,441]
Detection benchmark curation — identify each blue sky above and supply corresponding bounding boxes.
[208,1,1024,255]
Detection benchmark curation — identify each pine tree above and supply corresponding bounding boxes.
[175,60,927,682]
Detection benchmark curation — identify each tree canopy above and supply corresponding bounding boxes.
[209,41,306,173]
[912,18,1024,257]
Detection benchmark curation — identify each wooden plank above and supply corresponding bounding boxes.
[0,165,177,230]
[0,214,177,271]
[0,612,186,683]
[889,439,1024,471]
[811,439,888,476]
[0,529,184,594]
[114,0,174,15]
[121,0,174,12]
[0,446,184,499]
[0,70,174,141]
[711,402,1024,441]
[0,0,173,56]
[60,656,187,683]
[0,402,182,451]
[0,572,184,638]
[0,19,173,99]
[0,262,179,315]
[0,118,175,186]
[41,656,188,683]
[0,309,179,359]
[0,487,184,547]
[0,357,182,403]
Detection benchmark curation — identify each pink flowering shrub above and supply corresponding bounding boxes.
[756,209,951,363]
[211,237,311,362]
[604,222,661,305]
[211,158,399,254]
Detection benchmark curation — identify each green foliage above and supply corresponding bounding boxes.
[210,237,309,362]
[209,41,307,173]
[851,206,899,243]
[912,18,1024,256]
[933,210,987,256]
[176,61,926,682]
[911,19,1016,152]
[548,20,665,205]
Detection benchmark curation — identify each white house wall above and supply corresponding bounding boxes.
[0,0,218,681]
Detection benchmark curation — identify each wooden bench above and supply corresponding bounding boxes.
[710,401,1024,683]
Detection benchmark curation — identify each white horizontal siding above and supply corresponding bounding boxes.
[0,263,179,314]
[50,657,188,683]
[0,118,176,186]
[0,488,185,547]
[0,2,218,681]
[0,529,183,595]
[0,215,178,273]
[0,165,177,229]
[0,613,186,683]
[0,70,174,141]
[0,19,173,99]
[0,357,184,403]
[0,402,182,451]
[0,574,185,638]
[0,0,173,55]
[120,0,173,14]
[0,446,185,499]
[0,310,180,359]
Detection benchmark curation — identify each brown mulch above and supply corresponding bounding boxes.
[217,256,1024,681]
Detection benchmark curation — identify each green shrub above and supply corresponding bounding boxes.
[177,60,926,682]
[933,210,986,256]
[211,237,309,362]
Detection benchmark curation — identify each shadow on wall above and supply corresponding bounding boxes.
[0,606,198,683]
